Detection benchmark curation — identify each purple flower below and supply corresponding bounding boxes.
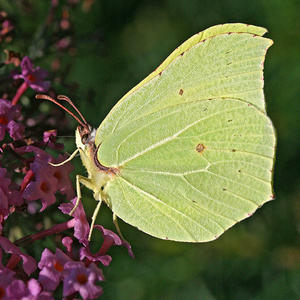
[0,98,25,141]
[6,279,54,300]
[59,197,90,246]
[22,146,75,211]
[43,129,64,150]
[80,246,112,267]
[0,167,23,230]
[63,262,104,299]
[0,236,37,275]
[79,225,135,266]
[0,262,16,300]
[54,154,75,199]
[13,56,50,92]
[95,225,135,259]
[38,248,72,291]
[22,156,59,210]
[62,236,73,255]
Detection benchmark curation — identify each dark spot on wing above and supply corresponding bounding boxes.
[179,88,184,95]
[231,149,237,152]
[196,143,206,154]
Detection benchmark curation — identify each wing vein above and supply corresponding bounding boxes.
[120,177,216,239]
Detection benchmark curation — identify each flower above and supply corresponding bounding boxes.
[79,225,135,267]
[22,146,75,211]
[95,225,135,259]
[53,153,75,200]
[79,246,112,267]
[43,129,64,150]
[6,279,54,300]
[38,248,72,291]
[13,56,50,92]
[22,153,59,210]
[0,167,23,230]
[59,197,90,246]
[62,236,73,256]
[0,98,25,141]
[0,261,16,300]
[0,236,37,275]
[63,262,104,299]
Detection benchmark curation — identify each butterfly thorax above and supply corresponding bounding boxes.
[75,125,116,201]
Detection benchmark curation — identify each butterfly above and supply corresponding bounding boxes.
[38,23,275,242]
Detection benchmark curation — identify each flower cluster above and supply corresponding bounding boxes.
[0,9,134,299]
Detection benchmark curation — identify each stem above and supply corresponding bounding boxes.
[14,218,76,247]
[6,254,21,270]
[12,81,28,105]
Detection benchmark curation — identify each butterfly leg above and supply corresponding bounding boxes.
[69,174,92,216]
[113,213,126,241]
[49,148,79,167]
[88,197,102,240]
[70,174,102,240]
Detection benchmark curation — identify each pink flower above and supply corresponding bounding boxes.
[22,146,75,211]
[0,236,37,275]
[59,197,90,246]
[13,56,50,92]
[79,225,135,267]
[63,262,104,299]
[0,167,23,230]
[95,225,135,259]
[0,98,25,141]
[79,246,112,267]
[38,248,72,291]
[43,129,64,150]
[0,266,16,300]
[6,278,54,300]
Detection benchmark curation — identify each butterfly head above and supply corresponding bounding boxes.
[75,123,97,151]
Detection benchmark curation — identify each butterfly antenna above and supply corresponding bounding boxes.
[57,95,88,125]
[35,94,87,127]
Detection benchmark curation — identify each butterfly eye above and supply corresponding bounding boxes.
[78,124,91,144]
[81,134,89,144]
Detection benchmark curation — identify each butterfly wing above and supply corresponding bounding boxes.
[94,24,275,242]
[95,23,273,146]
[101,98,275,242]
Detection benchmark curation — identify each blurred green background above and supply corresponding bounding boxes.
[1,0,299,299]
